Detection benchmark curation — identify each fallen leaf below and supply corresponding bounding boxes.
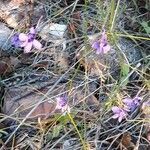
[141,100,150,117]
[2,85,57,121]
[76,46,107,77]
[0,1,46,28]
[121,132,135,149]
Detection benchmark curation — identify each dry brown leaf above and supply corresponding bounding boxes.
[121,132,135,150]
[30,101,55,119]
[0,57,13,75]
[2,85,57,121]
[141,100,150,117]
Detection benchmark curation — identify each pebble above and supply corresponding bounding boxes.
[0,22,12,51]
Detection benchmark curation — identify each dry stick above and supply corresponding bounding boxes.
[110,0,120,32]
[134,123,144,150]
[71,0,80,14]
[38,2,75,30]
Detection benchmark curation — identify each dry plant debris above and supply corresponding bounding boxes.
[0,0,150,149]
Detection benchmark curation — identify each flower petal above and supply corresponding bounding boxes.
[55,97,62,109]
[112,106,120,113]
[112,114,119,119]
[29,27,36,34]
[33,40,42,50]
[20,41,28,47]
[11,33,20,47]
[103,44,111,53]
[19,33,28,41]
[24,42,33,53]
[118,116,123,122]
[123,98,132,104]
[92,41,100,50]
[133,97,141,105]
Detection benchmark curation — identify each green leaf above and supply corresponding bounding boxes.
[140,21,150,34]
[52,124,63,138]
[120,62,130,86]
[0,130,8,135]
[54,112,77,125]
[0,130,8,138]
[121,63,129,76]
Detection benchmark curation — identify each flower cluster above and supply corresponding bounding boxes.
[92,30,111,54]
[112,96,141,122]
[55,95,70,115]
[11,27,42,53]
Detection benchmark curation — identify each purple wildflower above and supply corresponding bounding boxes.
[11,27,42,53]
[112,106,128,122]
[55,95,70,114]
[123,97,141,112]
[92,30,111,54]
[11,33,20,47]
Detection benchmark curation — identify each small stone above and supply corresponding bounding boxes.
[39,23,67,41]
[0,22,12,51]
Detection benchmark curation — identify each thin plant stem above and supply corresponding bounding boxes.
[67,113,88,150]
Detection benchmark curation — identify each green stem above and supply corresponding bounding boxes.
[67,113,88,150]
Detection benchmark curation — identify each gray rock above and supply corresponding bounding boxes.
[118,38,142,63]
[0,22,12,51]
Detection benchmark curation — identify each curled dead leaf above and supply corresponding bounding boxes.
[120,132,135,149]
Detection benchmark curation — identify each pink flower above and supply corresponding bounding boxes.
[112,106,128,122]
[55,95,70,114]
[11,27,42,53]
[92,30,111,54]
[123,97,141,112]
